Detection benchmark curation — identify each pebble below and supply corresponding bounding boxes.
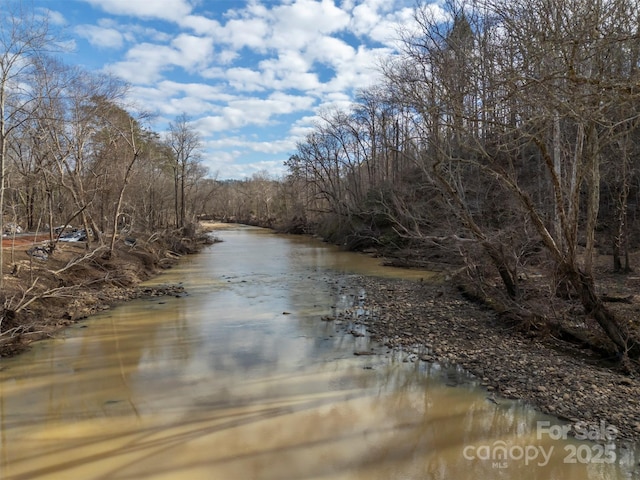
[352,275,640,443]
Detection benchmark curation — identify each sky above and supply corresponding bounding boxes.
[27,0,434,180]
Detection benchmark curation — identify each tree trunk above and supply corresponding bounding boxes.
[583,123,600,276]
[109,151,138,255]
[565,264,640,358]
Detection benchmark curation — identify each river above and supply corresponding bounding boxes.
[0,225,637,479]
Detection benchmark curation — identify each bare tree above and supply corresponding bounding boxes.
[381,0,640,356]
[91,100,147,255]
[35,59,126,247]
[0,3,54,286]
[167,114,202,230]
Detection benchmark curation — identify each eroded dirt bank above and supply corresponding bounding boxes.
[0,230,212,357]
[333,275,640,445]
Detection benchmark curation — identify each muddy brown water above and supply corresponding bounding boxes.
[0,225,638,479]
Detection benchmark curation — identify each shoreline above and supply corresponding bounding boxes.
[340,275,640,445]
[0,229,214,358]
[3,223,639,446]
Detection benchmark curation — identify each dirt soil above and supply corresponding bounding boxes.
[1,233,51,248]
[0,230,206,357]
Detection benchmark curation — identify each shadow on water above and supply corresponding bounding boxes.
[0,373,539,480]
[3,360,471,479]
[0,226,638,479]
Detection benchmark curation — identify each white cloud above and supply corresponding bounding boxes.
[314,91,354,114]
[210,159,287,180]
[271,50,311,75]
[308,36,355,66]
[197,115,234,133]
[194,92,314,133]
[106,34,213,83]
[38,8,66,25]
[106,43,174,83]
[200,148,289,180]
[128,81,233,117]
[242,159,287,178]
[74,18,174,52]
[348,0,440,49]
[202,149,242,177]
[75,24,126,49]
[321,44,390,92]
[249,138,296,154]
[207,136,248,149]
[226,93,315,126]
[163,80,231,101]
[218,67,266,92]
[269,0,350,47]
[257,52,322,92]
[171,34,215,70]
[178,14,222,36]
[217,49,238,65]
[289,115,319,138]
[351,1,384,38]
[207,136,294,155]
[205,59,323,94]
[193,0,351,55]
[69,0,424,179]
[164,96,213,117]
[389,3,449,45]
[80,0,193,21]
[218,17,271,51]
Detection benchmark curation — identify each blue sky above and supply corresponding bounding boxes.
[29,0,441,179]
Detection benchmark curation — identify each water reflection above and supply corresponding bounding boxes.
[0,226,637,479]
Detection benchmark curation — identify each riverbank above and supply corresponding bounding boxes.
[0,229,213,357]
[3,223,640,447]
[338,274,640,444]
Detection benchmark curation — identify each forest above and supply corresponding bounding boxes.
[213,0,640,363]
[2,0,640,362]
